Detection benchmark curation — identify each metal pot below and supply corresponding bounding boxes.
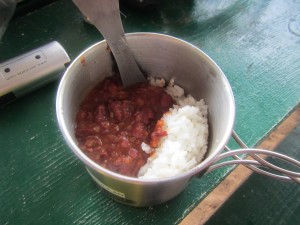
[56,32,299,207]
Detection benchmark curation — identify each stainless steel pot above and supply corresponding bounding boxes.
[56,32,300,207]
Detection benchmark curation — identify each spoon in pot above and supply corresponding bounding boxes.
[73,0,147,88]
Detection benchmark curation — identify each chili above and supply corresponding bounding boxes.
[75,75,174,177]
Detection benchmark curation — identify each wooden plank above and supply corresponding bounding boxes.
[180,105,300,225]
[1,0,300,224]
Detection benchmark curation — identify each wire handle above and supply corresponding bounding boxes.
[207,131,300,183]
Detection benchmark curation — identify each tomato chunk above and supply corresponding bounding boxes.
[75,75,174,177]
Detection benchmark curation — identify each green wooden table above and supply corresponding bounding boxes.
[206,123,300,225]
[1,0,299,224]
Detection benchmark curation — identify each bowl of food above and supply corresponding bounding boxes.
[56,32,235,207]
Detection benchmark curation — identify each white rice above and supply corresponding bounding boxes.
[137,78,209,179]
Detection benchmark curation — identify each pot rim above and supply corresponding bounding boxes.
[56,32,236,184]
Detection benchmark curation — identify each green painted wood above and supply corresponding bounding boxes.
[205,124,300,225]
[0,0,300,224]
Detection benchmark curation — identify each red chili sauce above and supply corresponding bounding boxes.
[75,75,174,177]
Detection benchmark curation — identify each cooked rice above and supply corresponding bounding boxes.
[138,78,209,179]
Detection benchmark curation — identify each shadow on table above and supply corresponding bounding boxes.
[205,124,300,225]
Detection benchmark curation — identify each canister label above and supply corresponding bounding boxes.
[96,179,125,198]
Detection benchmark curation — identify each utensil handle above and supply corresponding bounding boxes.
[73,0,146,87]
[208,131,300,183]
